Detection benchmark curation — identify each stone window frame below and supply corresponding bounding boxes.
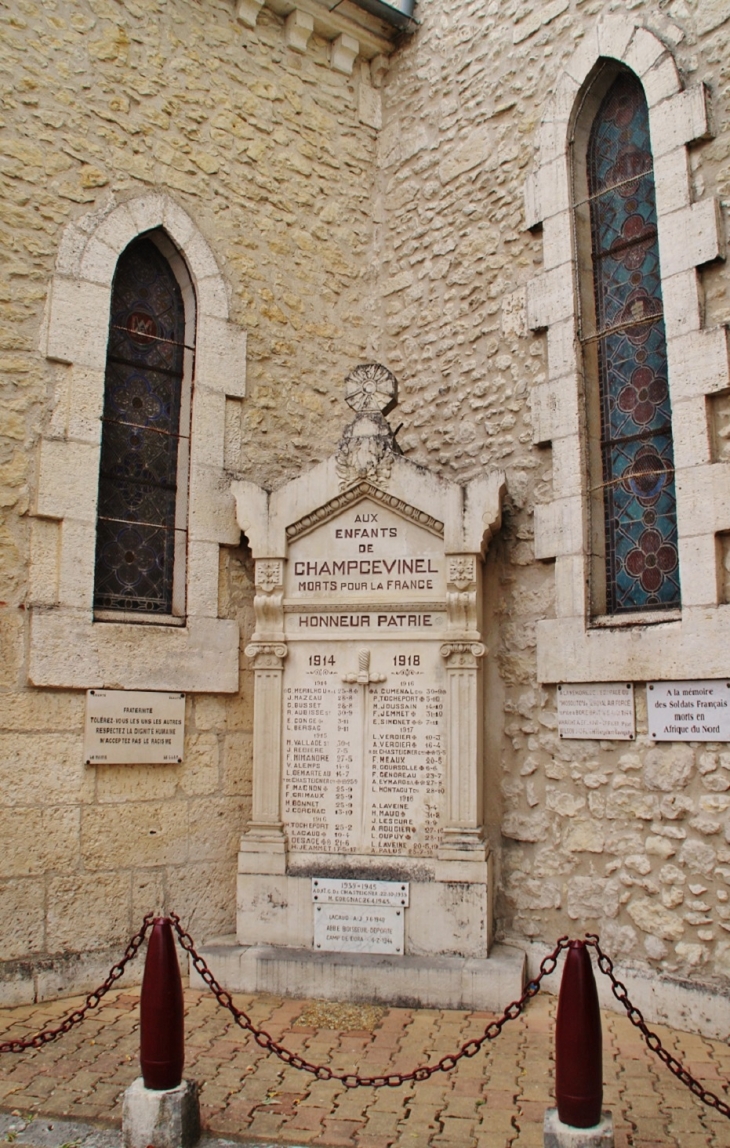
[525,14,730,684]
[29,194,246,693]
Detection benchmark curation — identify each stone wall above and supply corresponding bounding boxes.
[1,0,730,1005]
[375,0,730,987]
[0,0,377,1000]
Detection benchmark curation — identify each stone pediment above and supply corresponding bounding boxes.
[232,365,505,559]
[285,480,445,543]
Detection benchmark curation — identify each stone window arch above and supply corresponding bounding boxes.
[525,14,729,683]
[574,65,680,618]
[30,195,247,692]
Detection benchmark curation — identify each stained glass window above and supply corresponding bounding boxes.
[586,71,680,614]
[94,237,187,616]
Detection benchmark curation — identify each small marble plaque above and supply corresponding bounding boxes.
[314,904,404,954]
[312,877,409,906]
[557,683,635,740]
[647,679,730,742]
[84,689,185,764]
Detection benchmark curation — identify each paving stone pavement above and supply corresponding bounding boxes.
[0,986,729,1148]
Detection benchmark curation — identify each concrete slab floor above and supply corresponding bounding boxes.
[0,986,728,1148]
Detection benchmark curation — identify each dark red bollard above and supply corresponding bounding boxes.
[555,940,603,1128]
[140,917,185,1091]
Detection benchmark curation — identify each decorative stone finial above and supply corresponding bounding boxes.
[337,363,399,490]
[344,363,397,415]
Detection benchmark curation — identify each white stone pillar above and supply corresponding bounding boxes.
[438,640,486,856]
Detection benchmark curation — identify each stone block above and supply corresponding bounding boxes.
[534,496,583,561]
[194,315,247,397]
[331,34,359,76]
[542,210,573,273]
[165,860,236,938]
[642,52,682,107]
[543,1109,613,1148]
[91,204,139,264]
[596,14,634,63]
[0,878,45,960]
[190,938,525,1011]
[546,320,579,385]
[527,265,573,332]
[44,277,110,368]
[661,270,701,339]
[235,0,264,30]
[186,540,221,618]
[668,328,729,400]
[659,199,724,279]
[96,762,180,804]
[28,610,240,693]
[28,518,60,606]
[127,193,168,237]
[0,806,79,877]
[533,158,571,223]
[78,236,119,286]
[222,731,252,795]
[553,555,586,620]
[66,366,105,444]
[188,797,246,862]
[81,801,189,871]
[123,1078,200,1148]
[178,734,220,796]
[285,9,313,54]
[650,84,712,157]
[189,385,225,468]
[623,26,668,79]
[47,870,131,951]
[0,732,92,805]
[36,439,99,523]
[58,518,96,609]
[188,462,239,545]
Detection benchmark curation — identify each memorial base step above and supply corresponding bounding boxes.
[189,937,526,1011]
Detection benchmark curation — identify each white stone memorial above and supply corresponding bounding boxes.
[194,365,526,1008]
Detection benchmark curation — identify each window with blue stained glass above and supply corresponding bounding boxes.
[586,71,680,614]
[94,236,186,615]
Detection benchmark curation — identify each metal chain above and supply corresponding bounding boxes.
[0,913,155,1054]
[171,914,570,1088]
[585,933,730,1121]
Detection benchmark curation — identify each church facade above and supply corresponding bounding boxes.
[1,0,730,1030]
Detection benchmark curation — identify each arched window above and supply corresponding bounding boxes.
[575,69,680,616]
[93,233,194,620]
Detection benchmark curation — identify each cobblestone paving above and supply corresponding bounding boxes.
[0,987,728,1148]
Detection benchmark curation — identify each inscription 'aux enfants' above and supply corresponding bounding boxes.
[293,513,440,595]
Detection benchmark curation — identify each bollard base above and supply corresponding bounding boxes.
[123,1077,200,1148]
[544,1109,614,1148]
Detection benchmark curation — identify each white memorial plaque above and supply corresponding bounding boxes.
[84,689,185,764]
[314,903,404,954]
[312,877,409,906]
[282,497,446,859]
[557,682,635,740]
[647,680,730,742]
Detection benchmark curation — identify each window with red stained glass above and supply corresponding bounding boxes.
[583,70,680,615]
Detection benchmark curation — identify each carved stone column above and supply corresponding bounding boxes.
[438,640,486,856]
[438,553,487,860]
[240,557,287,874]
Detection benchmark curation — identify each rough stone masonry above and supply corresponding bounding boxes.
[0,0,729,1025]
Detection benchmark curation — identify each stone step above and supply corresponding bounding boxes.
[189,938,526,1011]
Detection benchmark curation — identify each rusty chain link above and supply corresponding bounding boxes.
[0,913,154,1054]
[585,933,730,1121]
[170,913,570,1088]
